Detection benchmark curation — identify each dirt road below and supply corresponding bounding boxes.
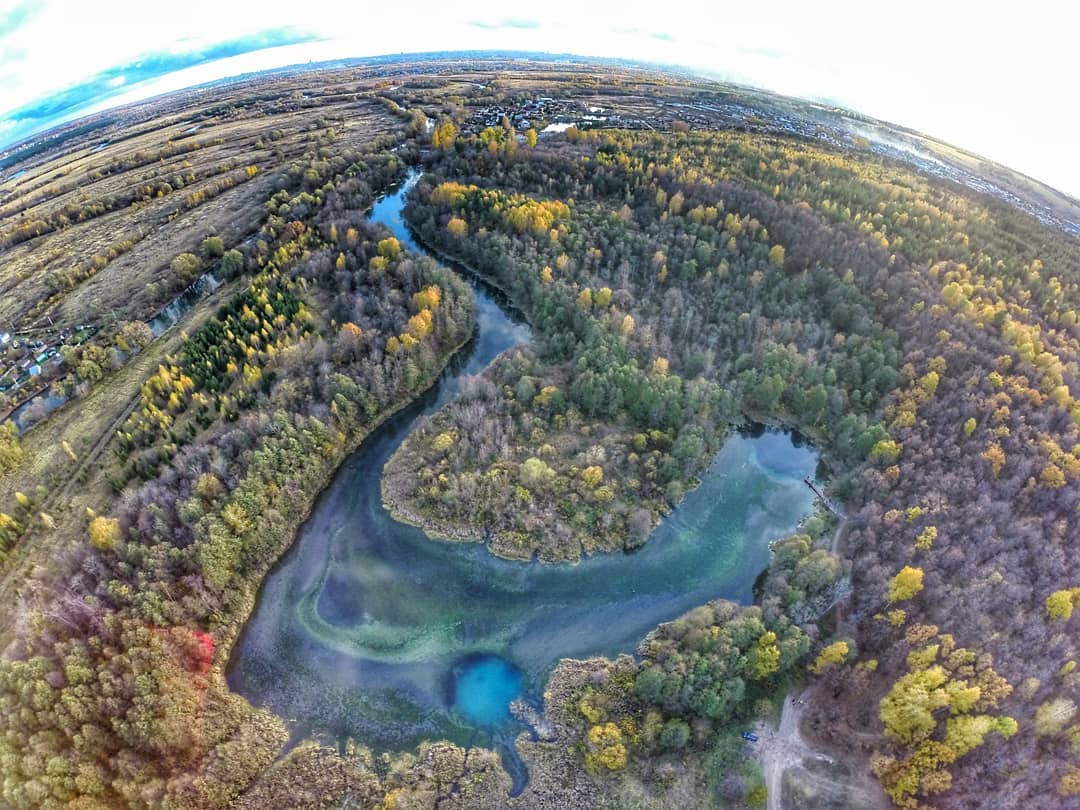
[758,691,829,810]
[756,687,885,810]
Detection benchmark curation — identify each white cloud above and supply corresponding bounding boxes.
[2,0,1079,198]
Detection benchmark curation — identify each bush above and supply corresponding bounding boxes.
[659,718,690,749]
[88,515,121,551]
[220,249,245,278]
[170,252,202,283]
[200,235,225,258]
[0,422,24,474]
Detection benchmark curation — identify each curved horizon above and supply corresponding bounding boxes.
[1,2,1079,201]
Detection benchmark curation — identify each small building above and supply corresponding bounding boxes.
[28,364,42,377]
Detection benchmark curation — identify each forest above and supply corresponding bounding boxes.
[383,122,1080,807]
[0,119,481,806]
[0,62,1077,809]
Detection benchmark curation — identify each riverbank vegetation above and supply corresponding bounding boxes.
[0,61,1077,809]
[0,91,479,806]
[507,525,847,807]
[386,156,895,559]
[383,120,1079,806]
[0,84,407,579]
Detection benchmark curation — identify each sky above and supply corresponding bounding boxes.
[1,0,1078,199]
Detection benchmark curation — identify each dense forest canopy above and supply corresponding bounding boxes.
[0,64,1077,809]
[0,117,490,807]
[385,123,1080,807]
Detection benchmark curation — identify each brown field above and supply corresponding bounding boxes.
[0,66,411,645]
[0,88,399,333]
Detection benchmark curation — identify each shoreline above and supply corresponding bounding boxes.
[214,304,477,669]
[405,216,537,329]
[382,405,839,568]
[383,210,843,567]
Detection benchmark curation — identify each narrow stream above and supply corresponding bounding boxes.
[227,169,819,793]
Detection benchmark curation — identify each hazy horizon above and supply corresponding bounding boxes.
[1,1,1078,199]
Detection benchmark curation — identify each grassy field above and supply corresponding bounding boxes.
[0,91,398,333]
[0,73,404,647]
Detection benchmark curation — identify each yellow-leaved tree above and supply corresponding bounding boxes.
[811,641,850,675]
[889,566,924,602]
[1046,588,1080,620]
[88,515,121,551]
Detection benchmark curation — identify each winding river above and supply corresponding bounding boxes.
[227,170,819,790]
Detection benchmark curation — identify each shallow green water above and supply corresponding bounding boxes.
[227,171,818,790]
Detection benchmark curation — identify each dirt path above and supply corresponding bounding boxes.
[756,686,887,810]
[757,690,830,810]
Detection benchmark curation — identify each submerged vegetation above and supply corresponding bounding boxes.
[0,61,1077,808]
[0,101,479,807]
[385,117,1079,806]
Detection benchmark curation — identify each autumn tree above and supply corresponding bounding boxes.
[889,567,925,602]
[336,322,363,359]
[378,237,402,259]
[447,216,468,238]
[915,526,938,550]
[577,287,593,311]
[584,722,628,772]
[880,665,951,744]
[88,515,121,551]
[200,235,225,258]
[170,252,202,282]
[519,457,556,489]
[581,466,604,487]
[115,320,154,353]
[811,641,850,675]
[1046,588,1080,620]
[768,244,786,269]
[431,120,458,150]
[1034,697,1076,736]
[0,422,24,474]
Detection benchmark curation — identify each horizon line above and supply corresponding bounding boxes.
[2,48,1078,210]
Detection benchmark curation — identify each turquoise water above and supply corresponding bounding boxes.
[453,655,524,727]
[227,171,819,792]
